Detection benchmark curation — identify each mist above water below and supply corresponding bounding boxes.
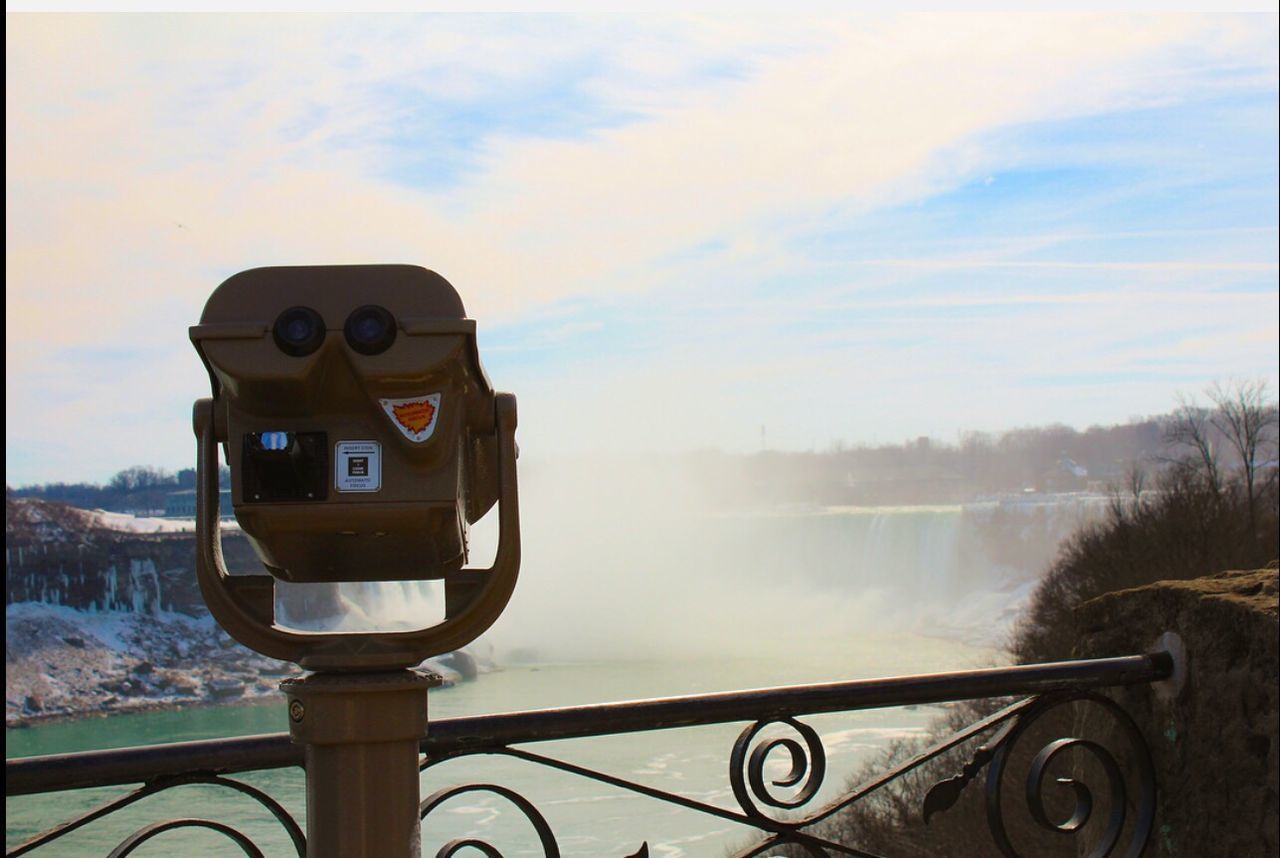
[277,453,1097,663]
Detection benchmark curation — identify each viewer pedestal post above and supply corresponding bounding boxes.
[283,670,440,858]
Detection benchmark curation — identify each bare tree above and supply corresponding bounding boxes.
[1127,463,1148,504]
[1207,379,1279,540]
[1163,393,1221,495]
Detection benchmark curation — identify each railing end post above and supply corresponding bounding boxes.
[1149,631,1187,701]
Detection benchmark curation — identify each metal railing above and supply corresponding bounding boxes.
[6,652,1173,857]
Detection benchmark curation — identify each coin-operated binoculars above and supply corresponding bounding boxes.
[190,265,519,858]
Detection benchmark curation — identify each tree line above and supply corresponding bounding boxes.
[693,383,1275,507]
[7,465,231,515]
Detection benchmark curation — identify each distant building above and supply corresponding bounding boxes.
[164,489,233,518]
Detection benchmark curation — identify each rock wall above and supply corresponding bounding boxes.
[1074,564,1279,858]
[6,498,260,616]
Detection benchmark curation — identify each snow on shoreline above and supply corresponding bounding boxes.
[5,602,464,728]
[6,600,219,650]
[6,601,285,728]
[83,510,241,534]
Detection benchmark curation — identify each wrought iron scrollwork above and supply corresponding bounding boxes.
[419,775,653,858]
[420,782,561,857]
[5,773,304,858]
[922,717,1019,824]
[106,818,265,858]
[730,717,827,822]
[983,693,1156,858]
[421,735,868,857]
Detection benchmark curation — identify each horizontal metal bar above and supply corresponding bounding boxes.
[5,652,1171,796]
[422,652,1172,751]
[5,734,303,797]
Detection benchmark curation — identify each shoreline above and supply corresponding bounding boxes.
[5,602,463,733]
[4,688,285,732]
[6,674,467,733]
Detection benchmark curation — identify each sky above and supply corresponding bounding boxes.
[6,11,1279,487]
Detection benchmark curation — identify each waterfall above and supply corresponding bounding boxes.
[273,580,446,632]
[264,492,1104,653]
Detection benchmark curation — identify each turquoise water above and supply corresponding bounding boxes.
[6,635,1000,856]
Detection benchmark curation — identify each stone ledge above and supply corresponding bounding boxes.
[1073,565,1278,858]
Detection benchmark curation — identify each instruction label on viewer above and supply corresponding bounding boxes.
[335,441,381,493]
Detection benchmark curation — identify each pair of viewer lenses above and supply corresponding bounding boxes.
[272,306,397,356]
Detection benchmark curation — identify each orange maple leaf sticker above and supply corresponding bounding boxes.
[391,400,437,434]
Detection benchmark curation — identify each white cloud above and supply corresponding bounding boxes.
[5,12,1278,482]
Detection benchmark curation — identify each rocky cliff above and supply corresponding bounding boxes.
[5,497,346,620]
[5,498,467,726]
[6,497,258,615]
[1074,564,1279,858]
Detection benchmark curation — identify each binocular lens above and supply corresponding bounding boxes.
[273,307,326,356]
[344,305,397,355]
